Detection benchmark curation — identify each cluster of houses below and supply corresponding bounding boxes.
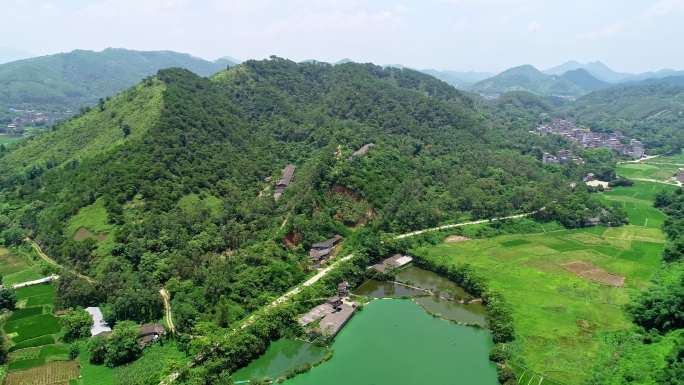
[536,119,645,159]
[85,307,166,347]
[2,108,70,134]
[298,280,357,338]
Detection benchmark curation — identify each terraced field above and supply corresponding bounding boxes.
[412,179,672,384]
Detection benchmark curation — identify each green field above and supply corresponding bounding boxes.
[412,182,670,384]
[0,248,44,286]
[617,162,680,182]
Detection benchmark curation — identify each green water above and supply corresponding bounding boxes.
[354,279,428,297]
[415,295,487,327]
[232,339,329,382]
[283,299,498,385]
[396,266,472,300]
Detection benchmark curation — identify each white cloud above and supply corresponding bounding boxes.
[645,0,684,18]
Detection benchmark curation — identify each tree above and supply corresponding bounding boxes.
[88,335,107,364]
[0,287,17,310]
[69,344,80,360]
[105,320,141,367]
[63,308,93,341]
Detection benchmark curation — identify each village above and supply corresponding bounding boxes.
[536,119,645,164]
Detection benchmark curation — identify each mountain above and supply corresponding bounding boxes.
[0,48,230,115]
[0,47,33,64]
[0,58,591,340]
[559,69,610,92]
[545,61,632,83]
[420,69,493,89]
[472,65,586,97]
[567,77,684,153]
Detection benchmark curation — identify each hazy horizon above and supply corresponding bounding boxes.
[3,0,684,73]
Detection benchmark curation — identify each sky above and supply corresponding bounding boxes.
[2,0,683,73]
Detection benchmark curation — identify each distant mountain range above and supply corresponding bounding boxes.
[544,60,684,84]
[470,64,609,97]
[0,48,236,112]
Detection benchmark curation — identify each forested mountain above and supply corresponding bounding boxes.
[566,77,684,153]
[472,64,604,97]
[0,58,619,383]
[0,48,231,115]
[560,69,610,92]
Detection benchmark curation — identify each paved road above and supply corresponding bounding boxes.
[394,212,536,239]
[11,274,59,289]
[159,253,355,385]
[26,238,96,284]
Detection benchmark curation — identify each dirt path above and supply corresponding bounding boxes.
[628,177,680,186]
[160,288,177,334]
[26,238,96,284]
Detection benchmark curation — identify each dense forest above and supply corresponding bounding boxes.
[0,58,623,382]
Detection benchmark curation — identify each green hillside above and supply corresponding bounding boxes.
[0,48,228,113]
[0,58,623,384]
[566,78,684,153]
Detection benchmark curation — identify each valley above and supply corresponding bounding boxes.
[0,56,682,385]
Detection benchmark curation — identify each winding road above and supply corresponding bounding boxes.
[394,211,537,239]
[160,288,177,334]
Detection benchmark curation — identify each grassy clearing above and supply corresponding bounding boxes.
[617,162,679,181]
[75,343,114,385]
[113,342,187,385]
[65,198,116,256]
[0,248,44,286]
[0,134,24,145]
[599,181,676,228]
[412,181,668,385]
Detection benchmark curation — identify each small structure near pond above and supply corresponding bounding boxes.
[371,254,414,273]
[85,307,112,337]
[298,297,357,338]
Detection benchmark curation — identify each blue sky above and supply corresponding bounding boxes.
[2,0,682,73]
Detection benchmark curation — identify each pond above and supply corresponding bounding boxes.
[234,266,496,384]
[283,299,498,385]
[232,339,329,382]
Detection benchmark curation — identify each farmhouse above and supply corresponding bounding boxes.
[337,281,350,297]
[351,143,375,158]
[139,323,166,347]
[371,254,414,273]
[273,164,296,200]
[308,234,343,263]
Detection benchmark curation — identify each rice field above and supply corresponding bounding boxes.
[412,180,669,385]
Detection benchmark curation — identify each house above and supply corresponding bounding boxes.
[139,323,166,347]
[337,281,350,297]
[583,173,595,183]
[370,254,414,273]
[308,235,343,262]
[274,164,296,200]
[350,143,375,158]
